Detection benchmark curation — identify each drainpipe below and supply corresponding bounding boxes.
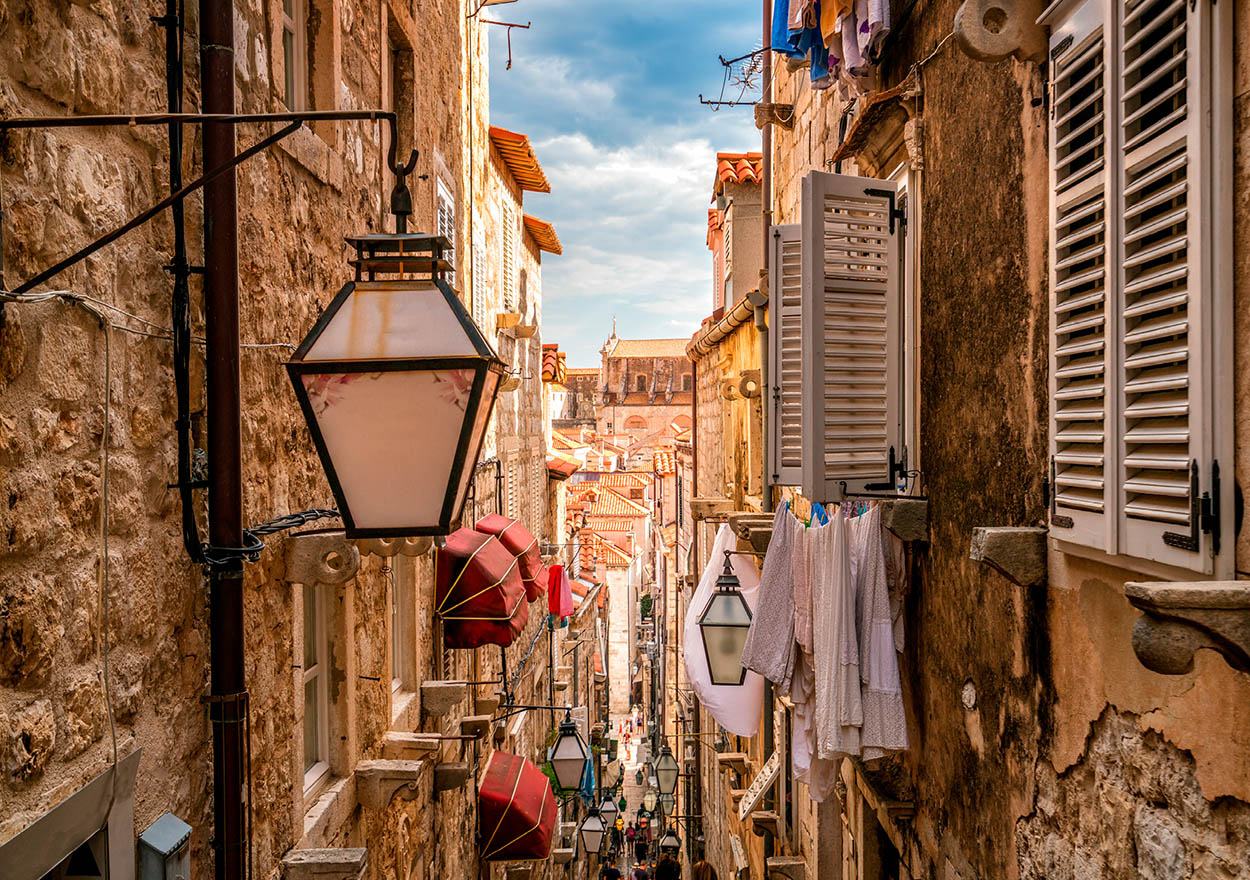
[749,290,771,513]
[200,2,246,879]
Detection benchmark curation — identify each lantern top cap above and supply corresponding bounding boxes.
[345,232,455,279]
[715,552,740,590]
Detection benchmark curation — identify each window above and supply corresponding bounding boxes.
[636,375,648,393]
[282,0,307,110]
[437,178,456,287]
[630,487,644,500]
[302,582,330,796]
[472,210,488,330]
[625,415,647,430]
[501,201,517,312]
[391,563,415,695]
[768,172,905,499]
[723,216,734,308]
[1042,0,1232,574]
[682,374,692,392]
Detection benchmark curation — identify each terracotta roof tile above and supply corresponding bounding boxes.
[546,451,581,480]
[606,339,691,359]
[653,450,675,475]
[523,214,562,255]
[584,516,637,532]
[489,126,551,193]
[541,344,567,383]
[713,152,763,195]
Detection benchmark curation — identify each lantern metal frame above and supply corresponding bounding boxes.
[658,826,682,854]
[642,789,658,813]
[286,234,506,538]
[547,711,591,793]
[654,743,679,796]
[578,809,607,856]
[597,795,619,827]
[695,551,754,686]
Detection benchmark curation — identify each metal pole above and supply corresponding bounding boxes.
[760,0,774,518]
[201,1,245,877]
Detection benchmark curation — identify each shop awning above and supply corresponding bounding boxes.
[523,214,562,254]
[476,514,547,602]
[479,751,557,861]
[489,126,551,193]
[436,528,529,649]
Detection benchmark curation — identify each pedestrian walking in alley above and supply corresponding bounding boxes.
[630,865,649,880]
[600,863,623,880]
[634,833,649,865]
[691,861,718,880]
[655,854,680,879]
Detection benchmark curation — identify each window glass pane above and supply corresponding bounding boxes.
[283,0,294,14]
[303,678,319,770]
[303,583,317,668]
[391,571,401,685]
[283,29,296,108]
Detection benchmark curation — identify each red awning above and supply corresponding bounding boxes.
[435,528,529,649]
[478,751,557,861]
[475,514,546,602]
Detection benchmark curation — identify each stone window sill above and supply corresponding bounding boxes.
[277,126,344,191]
[390,687,419,731]
[1048,536,1214,585]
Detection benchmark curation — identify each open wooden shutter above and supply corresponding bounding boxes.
[501,202,517,312]
[768,224,802,486]
[1116,0,1220,572]
[799,172,903,502]
[1047,0,1111,549]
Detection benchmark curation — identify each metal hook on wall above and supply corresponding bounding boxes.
[384,114,420,234]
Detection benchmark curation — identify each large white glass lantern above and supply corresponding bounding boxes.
[548,713,590,792]
[697,553,754,685]
[288,233,505,537]
[654,744,679,796]
[578,810,606,856]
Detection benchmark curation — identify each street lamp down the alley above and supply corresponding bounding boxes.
[548,713,591,792]
[654,744,679,796]
[659,827,682,854]
[578,810,606,856]
[643,789,658,813]
[598,795,619,826]
[287,233,505,538]
[697,552,754,685]
[658,792,675,816]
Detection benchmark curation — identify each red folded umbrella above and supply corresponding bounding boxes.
[435,528,528,649]
[476,513,547,602]
[478,751,557,861]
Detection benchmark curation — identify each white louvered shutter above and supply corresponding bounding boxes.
[768,224,802,486]
[1047,0,1111,549]
[437,179,457,288]
[800,172,903,502]
[501,202,517,312]
[1116,0,1221,571]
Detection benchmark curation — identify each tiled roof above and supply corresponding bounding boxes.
[597,472,651,489]
[606,338,691,359]
[584,516,637,532]
[523,214,562,255]
[489,126,552,193]
[547,451,581,480]
[713,152,763,195]
[568,485,650,518]
[566,367,599,377]
[551,430,584,451]
[542,344,567,383]
[653,450,675,475]
[662,523,677,546]
[675,427,692,444]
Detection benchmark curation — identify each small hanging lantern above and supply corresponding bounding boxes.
[634,767,644,786]
[696,552,753,685]
[287,226,505,537]
[578,810,606,856]
[654,744,679,796]
[643,789,657,813]
[598,795,619,827]
[659,827,682,854]
[548,713,590,792]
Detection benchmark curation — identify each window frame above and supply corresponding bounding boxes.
[390,562,417,696]
[1042,0,1234,577]
[281,0,308,111]
[301,581,331,799]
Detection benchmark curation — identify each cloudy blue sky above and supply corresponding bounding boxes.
[486,0,760,367]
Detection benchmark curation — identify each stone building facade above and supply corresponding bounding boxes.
[595,333,694,442]
[0,3,589,880]
[672,2,1250,879]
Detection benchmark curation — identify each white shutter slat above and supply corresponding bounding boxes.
[1117,0,1217,572]
[800,173,902,502]
[1048,2,1111,546]
[767,224,803,486]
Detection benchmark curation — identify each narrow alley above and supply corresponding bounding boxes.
[2,1,1250,880]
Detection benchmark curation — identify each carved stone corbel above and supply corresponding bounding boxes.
[356,535,433,560]
[552,848,575,865]
[281,848,367,880]
[355,759,425,811]
[284,531,360,586]
[754,102,796,131]
[953,0,1047,64]
[969,526,1046,587]
[420,680,468,718]
[1126,581,1250,675]
[434,761,471,792]
[766,856,807,880]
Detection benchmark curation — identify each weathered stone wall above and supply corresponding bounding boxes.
[0,3,563,879]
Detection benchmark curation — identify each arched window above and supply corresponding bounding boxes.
[635,374,648,392]
[681,374,692,391]
[625,415,647,430]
